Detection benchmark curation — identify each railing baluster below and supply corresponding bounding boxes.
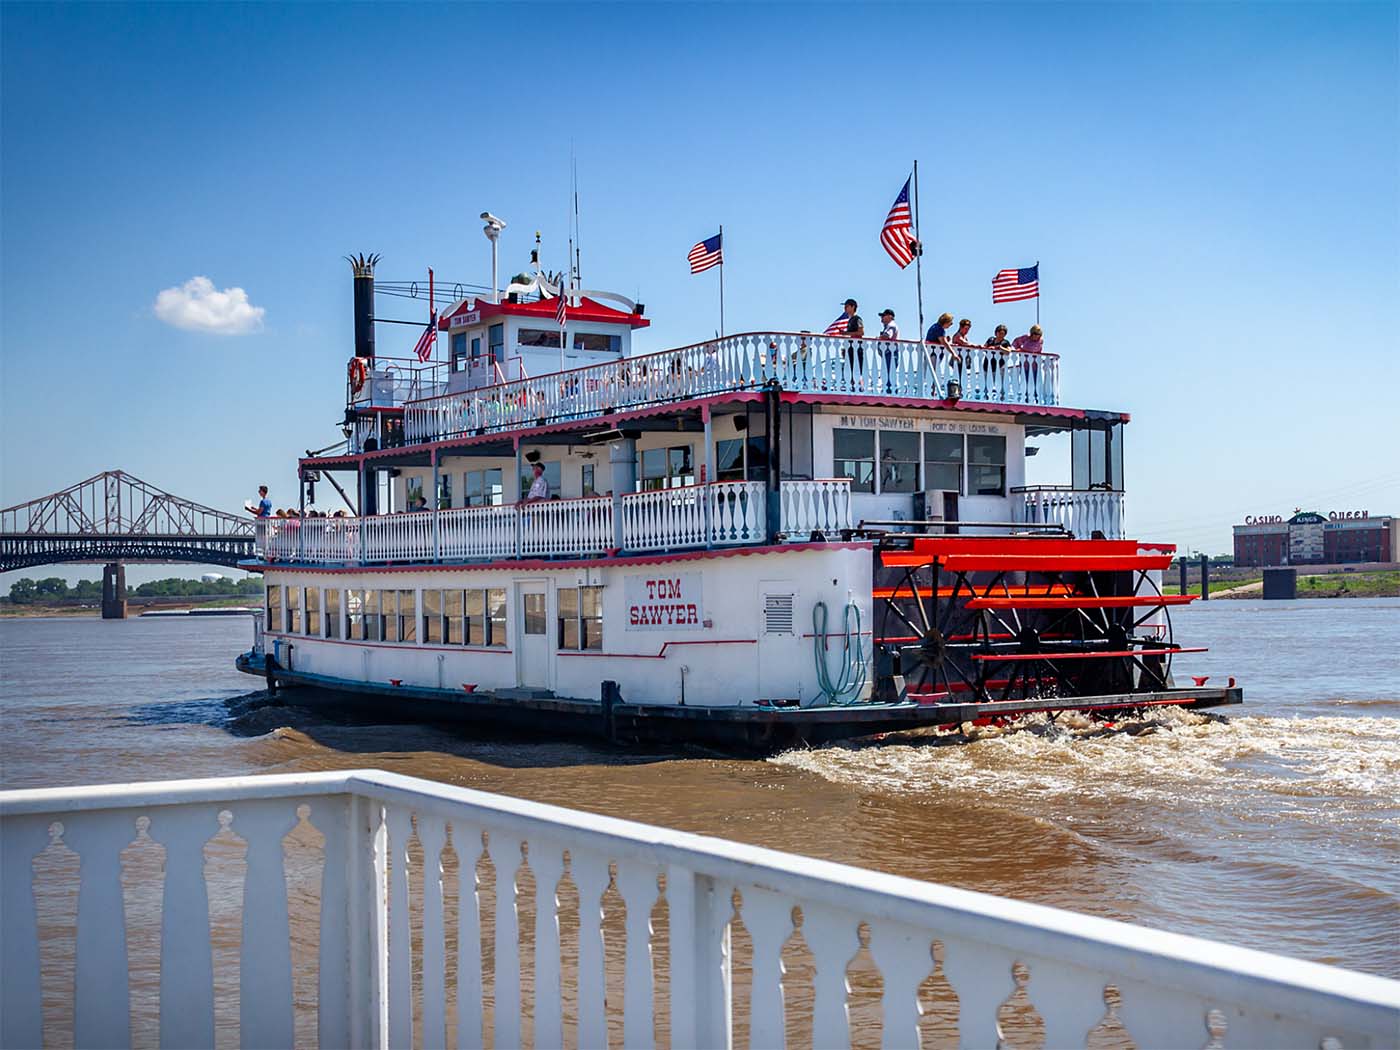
[571,851,611,1048]
[235,803,296,1050]
[68,813,134,1049]
[156,808,218,1050]
[454,826,485,1050]
[739,886,791,1050]
[384,807,413,1049]
[418,815,449,1050]
[800,902,858,1050]
[868,919,935,1050]
[616,863,659,1050]
[531,841,566,1050]
[487,832,522,1050]
[1,815,46,1049]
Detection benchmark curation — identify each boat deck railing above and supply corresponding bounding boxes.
[2,770,1394,1049]
[254,479,855,565]
[401,331,1060,445]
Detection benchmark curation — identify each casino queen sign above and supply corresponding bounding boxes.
[1244,510,1371,525]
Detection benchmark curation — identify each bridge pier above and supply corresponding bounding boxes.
[101,563,127,619]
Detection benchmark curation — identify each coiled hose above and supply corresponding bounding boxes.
[811,600,868,706]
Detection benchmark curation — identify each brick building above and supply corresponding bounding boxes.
[1233,511,1396,567]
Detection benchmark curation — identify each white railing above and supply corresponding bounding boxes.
[403,332,1061,443]
[1013,486,1126,539]
[2,770,1394,1050]
[519,495,613,557]
[781,478,854,539]
[256,479,807,563]
[437,504,516,561]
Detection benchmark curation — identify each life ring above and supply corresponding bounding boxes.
[348,357,368,394]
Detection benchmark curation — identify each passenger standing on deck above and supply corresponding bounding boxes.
[250,486,272,517]
[524,461,550,503]
[878,309,899,391]
[841,298,866,387]
[1013,325,1044,353]
[985,324,1012,349]
[952,318,976,347]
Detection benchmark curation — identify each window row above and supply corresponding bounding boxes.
[833,429,1007,496]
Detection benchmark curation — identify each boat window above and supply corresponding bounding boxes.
[581,464,597,497]
[488,324,504,366]
[833,429,876,493]
[466,469,504,507]
[968,435,1007,496]
[267,585,281,633]
[558,586,604,651]
[879,431,920,494]
[362,590,381,642]
[573,332,621,353]
[466,589,485,645]
[471,336,482,364]
[398,590,416,643]
[423,589,443,643]
[325,588,340,640]
[745,435,769,482]
[451,332,467,372]
[305,587,321,637]
[405,477,424,511]
[523,592,547,635]
[519,461,561,500]
[716,438,745,482]
[519,328,563,349]
[640,445,694,491]
[285,585,301,634]
[347,589,365,641]
[437,473,452,510]
[382,590,399,642]
[488,588,507,646]
[446,589,465,644]
[923,434,964,494]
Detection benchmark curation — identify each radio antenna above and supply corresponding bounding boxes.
[571,143,582,284]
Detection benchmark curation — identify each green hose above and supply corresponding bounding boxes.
[812,600,868,706]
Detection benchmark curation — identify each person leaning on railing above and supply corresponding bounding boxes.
[924,312,964,392]
[1011,325,1045,399]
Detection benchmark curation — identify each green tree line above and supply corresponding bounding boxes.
[6,576,262,604]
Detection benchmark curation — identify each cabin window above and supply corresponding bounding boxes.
[581,464,597,497]
[285,586,302,634]
[716,438,745,482]
[523,592,547,635]
[398,590,416,642]
[362,590,381,642]
[381,590,399,642]
[267,585,281,633]
[471,336,482,365]
[437,474,452,510]
[445,589,465,644]
[640,445,694,491]
[406,477,425,511]
[518,328,563,349]
[967,435,1007,496]
[488,588,508,646]
[923,434,964,494]
[325,589,341,639]
[879,432,921,494]
[488,324,504,366]
[466,589,486,645]
[466,468,504,507]
[833,429,876,493]
[422,589,442,643]
[573,332,621,353]
[451,332,467,372]
[519,461,561,501]
[305,587,321,636]
[558,586,604,651]
[347,589,365,640]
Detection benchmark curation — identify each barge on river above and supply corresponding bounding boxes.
[236,247,1240,748]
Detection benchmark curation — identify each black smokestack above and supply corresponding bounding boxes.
[346,253,379,360]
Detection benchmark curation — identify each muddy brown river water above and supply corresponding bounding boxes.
[2,598,1397,984]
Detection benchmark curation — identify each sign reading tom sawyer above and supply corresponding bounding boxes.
[625,573,702,630]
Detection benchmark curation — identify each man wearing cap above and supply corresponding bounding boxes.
[841,298,866,386]
[878,308,899,341]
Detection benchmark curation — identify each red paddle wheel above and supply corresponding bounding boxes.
[873,535,1203,708]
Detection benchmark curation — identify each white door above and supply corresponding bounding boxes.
[517,582,551,692]
[757,584,804,704]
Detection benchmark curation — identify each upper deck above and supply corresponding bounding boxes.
[351,329,1058,452]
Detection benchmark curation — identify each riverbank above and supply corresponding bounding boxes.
[0,596,259,617]
[1166,569,1400,599]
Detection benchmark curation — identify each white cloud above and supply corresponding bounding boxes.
[153,276,265,335]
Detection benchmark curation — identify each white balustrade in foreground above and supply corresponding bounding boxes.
[256,479,799,563]
[1013,486,1127,540]
[1,770,1395,1050]
[403,331,1061,444]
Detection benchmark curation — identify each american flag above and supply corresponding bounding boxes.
[880,176,918,269]
[412,313,437,363]
[687,232,723,274]
[824,313,849,336]
[992,265,1040,303]
[556,283,568,328]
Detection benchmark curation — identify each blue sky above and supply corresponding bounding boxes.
[3,2,1397,584]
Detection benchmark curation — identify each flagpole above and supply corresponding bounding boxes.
[911,162,925,342]
[718,224,726,337]
[1035,259,1040,326]
[428,267,436,358]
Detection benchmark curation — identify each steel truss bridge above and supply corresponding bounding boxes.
[0,471,255,573]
